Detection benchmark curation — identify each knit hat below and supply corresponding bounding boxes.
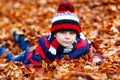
[51,1,81,35]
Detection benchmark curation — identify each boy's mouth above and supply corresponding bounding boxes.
[63,41,71,44]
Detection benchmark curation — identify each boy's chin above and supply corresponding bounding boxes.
[61,44,71,47]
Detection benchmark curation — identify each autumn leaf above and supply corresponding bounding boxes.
[0,0,120,80]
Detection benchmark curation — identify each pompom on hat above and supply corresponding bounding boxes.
[51,1,81,35]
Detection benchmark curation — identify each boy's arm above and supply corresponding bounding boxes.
[69,39,89,58]
[34,36,61,62]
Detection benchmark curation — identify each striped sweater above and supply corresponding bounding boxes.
[25,35,89,65]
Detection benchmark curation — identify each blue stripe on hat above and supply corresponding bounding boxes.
[52,19,80,27]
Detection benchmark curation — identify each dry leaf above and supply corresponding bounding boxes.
[0,0,120,79]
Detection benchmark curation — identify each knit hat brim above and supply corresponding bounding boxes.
[51,23,81,35]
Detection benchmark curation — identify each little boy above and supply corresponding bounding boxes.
[0,1,103,69]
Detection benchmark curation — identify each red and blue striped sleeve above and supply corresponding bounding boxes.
[34,36,57,62]
[69,39,89,58]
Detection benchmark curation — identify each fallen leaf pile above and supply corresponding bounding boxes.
[0,0,120,80]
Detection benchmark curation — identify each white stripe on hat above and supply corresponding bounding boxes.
[52,15,79,23]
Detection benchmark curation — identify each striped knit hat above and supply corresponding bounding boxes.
[51,1,81,35]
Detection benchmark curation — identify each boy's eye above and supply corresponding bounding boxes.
[59,31,66,33]
[59,31,76,34]
[69,31,76,34]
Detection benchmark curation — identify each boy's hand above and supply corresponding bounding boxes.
[64,55,70,60]
[52,60,57,66]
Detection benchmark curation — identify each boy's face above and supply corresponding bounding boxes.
[54,30,77,47]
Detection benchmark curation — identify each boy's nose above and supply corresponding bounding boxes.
[65,33,70,39]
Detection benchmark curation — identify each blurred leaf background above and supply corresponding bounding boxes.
[0,0,120,80]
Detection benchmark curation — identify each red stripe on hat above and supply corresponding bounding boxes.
[58,10,74,13]
[51,24,81,34]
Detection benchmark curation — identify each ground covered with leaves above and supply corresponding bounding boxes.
[0,0,120,80]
